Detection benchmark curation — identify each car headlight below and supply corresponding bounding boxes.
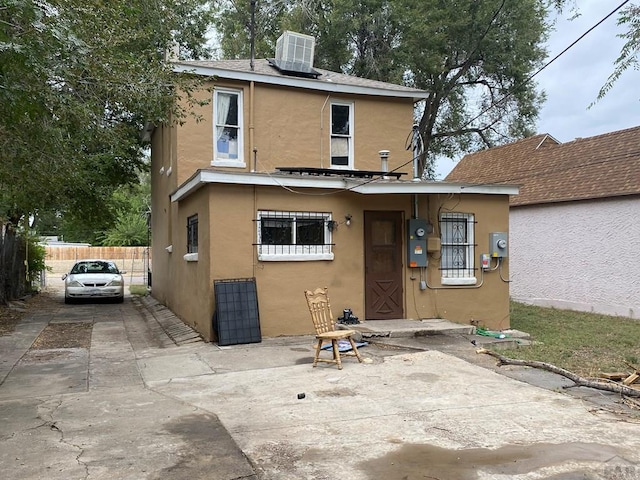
[67,280,83,287]
[109,278,124,286]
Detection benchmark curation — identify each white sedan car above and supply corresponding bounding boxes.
[63,259,125,304]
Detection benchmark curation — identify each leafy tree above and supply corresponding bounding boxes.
[1,0,213,225]
[98,173,150,247]
[99,212,149,247]
[597,3,640,101]
[212,0,549,177]
[0,0,213,298]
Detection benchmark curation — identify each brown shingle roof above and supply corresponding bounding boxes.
[445,126,640,206]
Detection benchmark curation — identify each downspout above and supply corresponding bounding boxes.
[320,95,330,168]
[249,1,256,171]
[250,81,256,171]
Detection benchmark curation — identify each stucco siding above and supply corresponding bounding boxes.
[509,197,640,319]
[151,75,515,340]
[175,80,414,176]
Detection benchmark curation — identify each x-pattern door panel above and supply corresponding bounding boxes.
[365,211,403,319]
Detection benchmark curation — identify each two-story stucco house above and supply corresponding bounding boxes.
[149,32,518,342]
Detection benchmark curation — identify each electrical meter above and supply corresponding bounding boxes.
[489,232,509,258]
[407,219,429,267]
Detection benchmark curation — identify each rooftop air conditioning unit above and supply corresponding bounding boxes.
[275,31,315,67]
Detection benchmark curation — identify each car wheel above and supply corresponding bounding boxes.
[65,296,73,304]
[116,296,124,304]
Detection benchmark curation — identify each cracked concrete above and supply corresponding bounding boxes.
[1,287,639,479]
[0,290,256,480]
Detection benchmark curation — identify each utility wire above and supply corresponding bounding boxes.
[268,0,632,196]
[460,0,631,130]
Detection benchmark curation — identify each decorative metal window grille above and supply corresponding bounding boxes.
[256,211,333,260]
[187,214,198,254]
[440,213,475,279]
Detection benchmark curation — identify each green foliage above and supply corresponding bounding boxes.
[212,0,549,177]
[596,3,640,102]
[0,0,213,227]
[99,211,148,246]
[98,173,150,246]
[26,240,49,289]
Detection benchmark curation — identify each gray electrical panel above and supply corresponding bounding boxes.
[489,232,508,258]
[407,219,429,267]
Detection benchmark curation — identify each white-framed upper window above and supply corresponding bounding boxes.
[213,88,244,167]
[256,210,334,262]
[330,101,353,169]
[440,213,476,285]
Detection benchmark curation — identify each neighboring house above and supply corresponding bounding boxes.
[447,127,640,319]
[149,32,517,342]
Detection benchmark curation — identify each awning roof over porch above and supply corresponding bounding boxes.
[170,169,519,203]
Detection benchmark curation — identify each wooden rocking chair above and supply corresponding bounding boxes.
[304,287,364,369]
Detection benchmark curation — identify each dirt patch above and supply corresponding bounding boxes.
[0,291,58,336]
[0,307,22,336]
[32,322,93,349]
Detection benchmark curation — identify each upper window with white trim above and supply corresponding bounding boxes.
[330,102,353,169]
[256,211,334,261]
[440,213,476,285]
[213,88,244,167]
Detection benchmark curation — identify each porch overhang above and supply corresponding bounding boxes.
[170,169,519,203]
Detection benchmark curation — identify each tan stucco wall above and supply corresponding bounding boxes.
[174,79,415,178]
[151,79,511,341]
[415,193,512,330]
[152,179,511,340]
[168,190,213,339]
[150,125,171,306]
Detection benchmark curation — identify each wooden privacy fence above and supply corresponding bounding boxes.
[44,246,151,283]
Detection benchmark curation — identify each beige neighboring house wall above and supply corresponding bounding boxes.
[151,57,517,342]
[510,197,640,319]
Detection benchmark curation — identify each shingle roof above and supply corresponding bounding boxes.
[445,126,640,206]
[173,59,429,100]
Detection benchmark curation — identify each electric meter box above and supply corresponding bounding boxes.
[407,219,429,268]
[489,232,509,258]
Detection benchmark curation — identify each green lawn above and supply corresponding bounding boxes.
[128,284,149,296]
[499,302,640,378]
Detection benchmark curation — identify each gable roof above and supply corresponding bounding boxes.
[173,59,430,102]
[445,126,640,206]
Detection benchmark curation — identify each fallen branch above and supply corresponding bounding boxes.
[476,348,640,398]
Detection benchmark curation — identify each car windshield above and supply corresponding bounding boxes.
[71,261,119,274]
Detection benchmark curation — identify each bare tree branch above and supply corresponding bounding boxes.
[477,348,640,398]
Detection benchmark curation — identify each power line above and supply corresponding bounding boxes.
[267,1,634,196]
[461,0,631,130]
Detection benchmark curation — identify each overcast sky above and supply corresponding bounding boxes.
[435,0,639,179]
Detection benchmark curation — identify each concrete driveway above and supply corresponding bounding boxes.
[1,288,638,479]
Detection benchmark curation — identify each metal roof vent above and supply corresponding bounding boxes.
[276,31,315,67]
